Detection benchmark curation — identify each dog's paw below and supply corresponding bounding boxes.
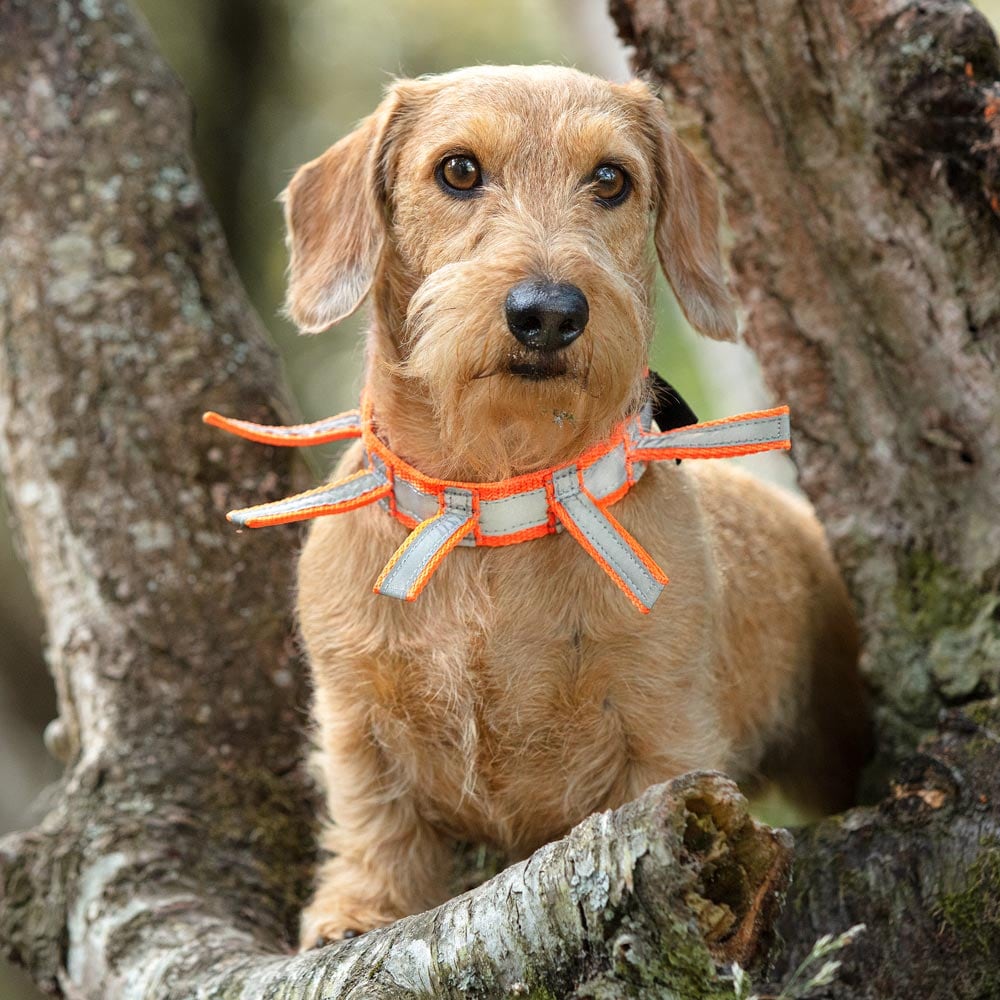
[298,900,393,952]
[299,915,364,952]
[300,926,363,951]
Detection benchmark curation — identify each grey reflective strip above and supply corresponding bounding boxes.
[375,488,473,600]
[394,475,440,523]
[228,469,387,526]
[581,442,627,498]
[552,466,665,610]
[381,440,645,544]
[267,411,360,440]
[477,487,548,537]
[635,411,789,452]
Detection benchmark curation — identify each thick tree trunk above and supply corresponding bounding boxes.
[611,0,1000,752]
[609,0,1000,995]
[0,1,790,997]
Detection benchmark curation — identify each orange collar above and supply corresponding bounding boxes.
[204,396,790,613]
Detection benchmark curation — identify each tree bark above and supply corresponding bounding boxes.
[611,0,1000,753]
[609,0,1000,994]
[0,1,791,996]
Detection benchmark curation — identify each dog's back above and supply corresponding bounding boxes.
[686,462,870,811]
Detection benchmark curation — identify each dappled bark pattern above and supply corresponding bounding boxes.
[610,0,1000,994]
[611,0,1000,753]
[0,0,313,991]
[0,2,792,996]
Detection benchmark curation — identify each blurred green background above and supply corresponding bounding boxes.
[2,2,998,996]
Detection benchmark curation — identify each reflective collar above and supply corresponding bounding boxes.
[204,394,790,613]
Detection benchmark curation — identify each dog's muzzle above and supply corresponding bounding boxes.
[204,389,791,614]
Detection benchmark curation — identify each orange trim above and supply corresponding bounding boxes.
[227,470,389,528]
[632,440,790,463]
[203,409,362,447]
[544,478,558,533]
[477,522,554,546]
[653,404,789,434]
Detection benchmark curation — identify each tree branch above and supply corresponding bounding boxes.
[0,773,791,998]
[769,699,1000,998]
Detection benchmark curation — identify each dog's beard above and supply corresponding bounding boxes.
[395,257,650,480]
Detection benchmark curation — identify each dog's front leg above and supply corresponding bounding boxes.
[299,698,453,949]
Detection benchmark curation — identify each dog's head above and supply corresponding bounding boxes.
[283,65,736,478]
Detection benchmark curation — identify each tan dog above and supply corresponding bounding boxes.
[284,65,869,948]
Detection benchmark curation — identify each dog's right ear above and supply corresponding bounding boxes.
[281,88,406,333]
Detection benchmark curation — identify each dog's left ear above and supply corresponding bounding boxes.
[638,91,739,341]
[281,86,409,333]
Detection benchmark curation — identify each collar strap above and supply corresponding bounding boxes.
[203,398,790,613]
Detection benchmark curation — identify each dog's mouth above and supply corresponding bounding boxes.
[468,353,591,389]
[506,355,571,381]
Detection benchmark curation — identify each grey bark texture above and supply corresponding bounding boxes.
[609,0,1000,995]
[0,1,792,997]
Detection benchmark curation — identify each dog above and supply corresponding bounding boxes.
[279,65,869,949]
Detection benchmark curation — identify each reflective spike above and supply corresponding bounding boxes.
[226,469,390,528]
[550,466,667,614]
[373,489,475,601]
[632,406,789,462]
[203,409,362,446]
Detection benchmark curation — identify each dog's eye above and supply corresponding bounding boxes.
[592,163,630,206]
[438,155,482,195]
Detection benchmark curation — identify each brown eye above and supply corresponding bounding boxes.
[592,163,630,205]
[438,155,482,194]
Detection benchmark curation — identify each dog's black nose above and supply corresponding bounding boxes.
[504,280,589,352]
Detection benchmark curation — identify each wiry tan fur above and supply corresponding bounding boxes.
[284,66,870,948]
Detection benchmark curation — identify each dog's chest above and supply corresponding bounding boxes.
[371,619,631,849]
[304,471,718,850]
[364,538,703,851]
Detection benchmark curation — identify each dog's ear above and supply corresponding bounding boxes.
[281,87,407,333]
[640,93,738,341]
